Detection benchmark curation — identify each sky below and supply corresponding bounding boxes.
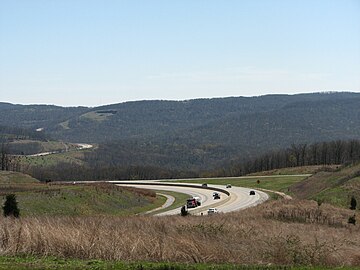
[0,0,359,107]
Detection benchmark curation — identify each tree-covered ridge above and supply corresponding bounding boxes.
[1,92,360,171]
[23,139,360,182]
[0,104,88,130]
[1,92,359,144]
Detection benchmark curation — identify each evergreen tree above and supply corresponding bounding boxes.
[350,196,357,210]
[180,205,188,216]
[3,194,20,218]
[348,214,356,225]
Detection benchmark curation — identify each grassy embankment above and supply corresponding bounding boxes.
[289,162,360,208]
[173,175,307,193]
[171,164,359,209]
[0,171,166,216]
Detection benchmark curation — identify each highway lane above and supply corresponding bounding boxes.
[116,183,228,216]
[144,193,175,215]
[114,181,268,216]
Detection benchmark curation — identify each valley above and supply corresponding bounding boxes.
[1,93,360,269]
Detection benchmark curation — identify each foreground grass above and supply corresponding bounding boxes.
[0,256,357,270]
[0,200,359,267]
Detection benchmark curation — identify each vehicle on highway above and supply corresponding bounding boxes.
[186,196,201,208]
[202,183,208,187]
[249,190,256,195]
[212,192,220,199]
[207,208,218,215]
[226,184,232,188]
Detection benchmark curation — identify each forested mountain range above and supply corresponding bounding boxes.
[1,92,360,171]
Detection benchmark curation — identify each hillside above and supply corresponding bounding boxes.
[48,93,360,147]
[0,171,165,216]
[2,92,360,170]
[0,171,39,184]
[289,162,360,208]
[1,93,359,144]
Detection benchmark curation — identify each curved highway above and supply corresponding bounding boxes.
[112,181,269,216]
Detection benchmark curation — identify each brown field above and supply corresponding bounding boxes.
[0,199,359,267]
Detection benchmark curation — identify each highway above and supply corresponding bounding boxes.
[112,181,269,216]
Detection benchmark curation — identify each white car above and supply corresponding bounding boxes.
[207,208,218,215]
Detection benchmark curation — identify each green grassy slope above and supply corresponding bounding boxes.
[289,162,360,208]
[0,172,165,216]
[172,175,307,193]
[0,171,39,184]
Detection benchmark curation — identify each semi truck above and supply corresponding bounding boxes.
[186,196,201,208]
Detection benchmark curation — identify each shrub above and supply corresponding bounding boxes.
[180,206,188,216]
[2,194,20,218]
[348,214,356,225]
[350,196,357,210]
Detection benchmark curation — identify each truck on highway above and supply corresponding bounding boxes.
[186,196,201,208]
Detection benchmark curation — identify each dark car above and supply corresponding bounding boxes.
[249,190,255,195]
[213,192,221,199]
[214,194,221,200]
[202,183,208,187]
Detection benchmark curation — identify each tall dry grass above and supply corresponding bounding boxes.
[0,199,359,266]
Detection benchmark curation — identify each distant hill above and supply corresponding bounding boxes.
[1,92,360,170]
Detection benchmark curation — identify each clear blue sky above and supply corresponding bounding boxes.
[0,0,359,106]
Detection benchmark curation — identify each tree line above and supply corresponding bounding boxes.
[0,144,21,172]
[13,139,360,182]
[218,139,360,177]
[0,125,47,143]
[25,163,197,182]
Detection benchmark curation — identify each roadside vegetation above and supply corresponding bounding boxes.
[0,199,358,267]
[248,165,338,176]
[289,162,360,208]
[174,175,307,193]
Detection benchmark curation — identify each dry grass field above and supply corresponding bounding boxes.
[0,199,358,267]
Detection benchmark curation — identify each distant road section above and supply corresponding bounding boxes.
[144,193,176,215]
[26,143,93,157]
[75,143,93,150]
